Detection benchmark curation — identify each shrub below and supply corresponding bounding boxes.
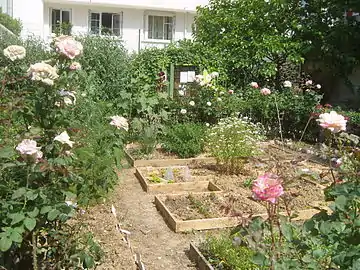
[206,116,265,173]
[200,235,257,270]
[0,9,22,36]
[239,80,323,142]
[162,123,206,158]
[0,36,123,268]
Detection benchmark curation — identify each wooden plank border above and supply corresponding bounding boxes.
[135,167,222,194]
[124,150,216,167]
[188,243,214,270]
[155,194,328,232]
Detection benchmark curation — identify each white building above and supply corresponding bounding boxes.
[0,0,208,52]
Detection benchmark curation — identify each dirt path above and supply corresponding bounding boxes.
[82,168,208,270]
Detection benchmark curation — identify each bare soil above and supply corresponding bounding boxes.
[80,168,214,270]
[165,192,266,220]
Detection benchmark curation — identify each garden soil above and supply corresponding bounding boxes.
[81,168,213,270]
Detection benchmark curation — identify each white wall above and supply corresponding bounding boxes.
[43,3,195,52]
[13,0,44,38]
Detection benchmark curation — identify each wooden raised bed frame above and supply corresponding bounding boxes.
[155,194,328,232]
[188,243,214,270]
[125,150,216,167]
[135,167,222,193]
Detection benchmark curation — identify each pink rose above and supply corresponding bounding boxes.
[55,35,83,59]
[252,173,284,203]
[260,88,271,95]
[317,111,347,133]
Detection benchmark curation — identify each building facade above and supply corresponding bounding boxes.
[1,0,208,52]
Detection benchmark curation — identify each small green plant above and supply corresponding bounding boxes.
[206,116,265,173]
[0,8,22,36]
[162,122,206,158]
[188,194,211,218]
[200,235,257,270]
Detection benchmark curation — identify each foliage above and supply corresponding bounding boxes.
[161,123,206,158]
[0,9,22,36]
[240,81,323,142]
[206,116,264,173]
[200,234,257,270]
[169,70,243,124]
[194,0,305,88]
[236,130,360,269]
[78,35,131,113]
[0,36,123,268]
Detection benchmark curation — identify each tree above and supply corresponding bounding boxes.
[194,0,306,88]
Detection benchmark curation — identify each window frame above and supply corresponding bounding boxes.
[88,10,123,38]
[49,8,72,34]
[144,11,175,42]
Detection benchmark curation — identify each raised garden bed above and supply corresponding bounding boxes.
[188,243,214,270]
[135,166,222,193]
[124,144,216,167]
[155,192,324,232]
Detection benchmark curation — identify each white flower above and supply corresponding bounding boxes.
[28,62,59,85]
[317,111,347,133]
[69,61,81,70]
[180,109,187,114]
[59,90,76,105]
[178,90,185,96]
[189,101,195,106]
[305,80,313,85]
[219,91,225,95]
[250,82,259,88]
[260,88,271,95]
[3,45,26,61]
[316,84,321,89]
[210,71,219,78]
[54,131,74,148]
[207,101,212,106]
[16,139,43,162]
[283,80,292,88]
[205,123,210,127]
[217,97,222,101]
[65,200,78,208]
[110,115,129,131]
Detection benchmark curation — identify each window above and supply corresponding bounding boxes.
[89,11,122,36]
[50,8,71,34]
[148,15,174,40]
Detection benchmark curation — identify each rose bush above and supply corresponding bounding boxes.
[0,35,124,269]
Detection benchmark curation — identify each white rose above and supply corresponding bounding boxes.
[54,131,74,148]
[180,109,187,114]
[109,115,129,131]
[283,80,292,88]
[189,101,195,106]
[28,62,59,85]
[4,45,26,61]
[16,139,43,162]
[207,101,212,106]
[178,90,185,96]
[316,84,321,89]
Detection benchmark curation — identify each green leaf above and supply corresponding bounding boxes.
[10,230,22,243]
[280,223,293,241]
[0,236,12,252]
[12,187,27,199]
[334,195,347,211]
[26,190,38,200]
[252,252,268,266]
[312,249,325,259]
[40,206,52,214]
[47,209,60,221]
[24,217,36,231]
[84,254,95,268]
[27,207,39,218]
[10,213,26,225]
[0,146,16,159]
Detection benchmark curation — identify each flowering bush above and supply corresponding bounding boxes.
[0,36,124,268]
[206,116,265,173]
[240,79,323,141]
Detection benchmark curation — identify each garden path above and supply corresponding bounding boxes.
[82,168,208,270]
